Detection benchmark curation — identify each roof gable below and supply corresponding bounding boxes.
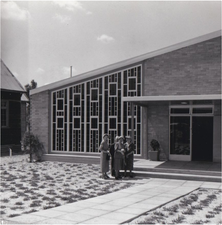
[1,60,25,93]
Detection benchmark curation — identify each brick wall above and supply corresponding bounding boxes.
[147,103,169,160]
[30,91,50,153]
[144,37,221,96]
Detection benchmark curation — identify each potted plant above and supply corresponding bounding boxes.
[149,139,160,161]
[21,132,45,162]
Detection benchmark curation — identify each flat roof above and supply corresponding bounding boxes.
[122,94,221,106]
[31,30,221,95]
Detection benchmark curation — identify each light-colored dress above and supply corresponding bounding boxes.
[99,140,109,173]
[114,143,124,171]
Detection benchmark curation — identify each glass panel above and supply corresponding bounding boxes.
[109,118,116,129]
[57,99,63,110]
[57,118,63,128]
[193,100,212,105]
[129,78,136,90]
[74,94,80,106]
[91,89,98,101]
[170,116,190,155]
[73,118,80,129]
[91,118,97,129]
[170,108,189,114]
[110,83,116,95]
[192,108,213,114]
[170,101,190,105]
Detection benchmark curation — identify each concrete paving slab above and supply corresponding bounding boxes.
[99,211,133,222]
[77,208,109,217]
[52,204,85,212]
[82,217,120,224]
[139,198,170,205]
[35,218,74,224]
[200,182,221,189]
[85,196,112,203]
[58,212,95,223]
[7,214,46,224]
[181,180,204,187]
[115,206,148,215]
[130,202,161,210]
[31,209,67,218]
[91,203,123,211]
[100,192,131,200]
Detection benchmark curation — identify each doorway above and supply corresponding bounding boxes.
[192,117,213,161]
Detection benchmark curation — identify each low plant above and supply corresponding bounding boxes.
[10,206,24,210]
[15,202,24,206]
[23,209,37,214]
[191,204,203,210]
[182,207,194,215]
[172,215,185,223]
[2,199,9,203]
[8,214,20,217]
[206,214,215,218]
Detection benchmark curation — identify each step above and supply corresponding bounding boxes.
[42,154,100,164]
[133,167,221,177]
[42,154,221,182]
[135,170,221,183]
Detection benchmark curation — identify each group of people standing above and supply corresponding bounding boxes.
[99,134,135,180]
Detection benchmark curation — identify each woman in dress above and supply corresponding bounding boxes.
[114,136,125,180]
[99,133,110,179]
[124,136,135,178]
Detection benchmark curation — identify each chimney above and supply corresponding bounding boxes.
[70,66,72,77]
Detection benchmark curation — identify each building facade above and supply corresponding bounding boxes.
[30,31,221,162]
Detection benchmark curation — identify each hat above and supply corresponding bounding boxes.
[118,136,124,141]
[125,136,132,140]
[103,133,110,139]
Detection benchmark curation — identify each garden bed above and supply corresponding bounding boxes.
[129,188,222,224]
[0,155,134,219]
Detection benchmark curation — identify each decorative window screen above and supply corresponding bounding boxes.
[51,65,142,154]
[52,89,68,151]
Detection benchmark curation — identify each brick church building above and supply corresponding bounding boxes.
[30,30,221,162]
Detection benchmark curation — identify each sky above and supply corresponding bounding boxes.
[1,1,221,88]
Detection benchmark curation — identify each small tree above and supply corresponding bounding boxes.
[21,132,44,162]
[24,80,37,132]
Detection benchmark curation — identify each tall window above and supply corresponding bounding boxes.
[1,101,8,127]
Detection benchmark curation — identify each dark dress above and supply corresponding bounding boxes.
[110,143,115,176]
[125,142,135,170]
[99,140,109,173]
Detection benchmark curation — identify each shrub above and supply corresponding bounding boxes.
[21,132,45,162]
[150,139,160,151]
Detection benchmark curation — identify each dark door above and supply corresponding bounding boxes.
[192,117,213,161]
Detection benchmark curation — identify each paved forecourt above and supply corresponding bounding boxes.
[5,178,221,224]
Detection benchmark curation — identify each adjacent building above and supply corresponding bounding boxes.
[30,31,221,162]
[1,60,28,155]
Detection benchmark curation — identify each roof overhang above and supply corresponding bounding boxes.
[122,94,221,106]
